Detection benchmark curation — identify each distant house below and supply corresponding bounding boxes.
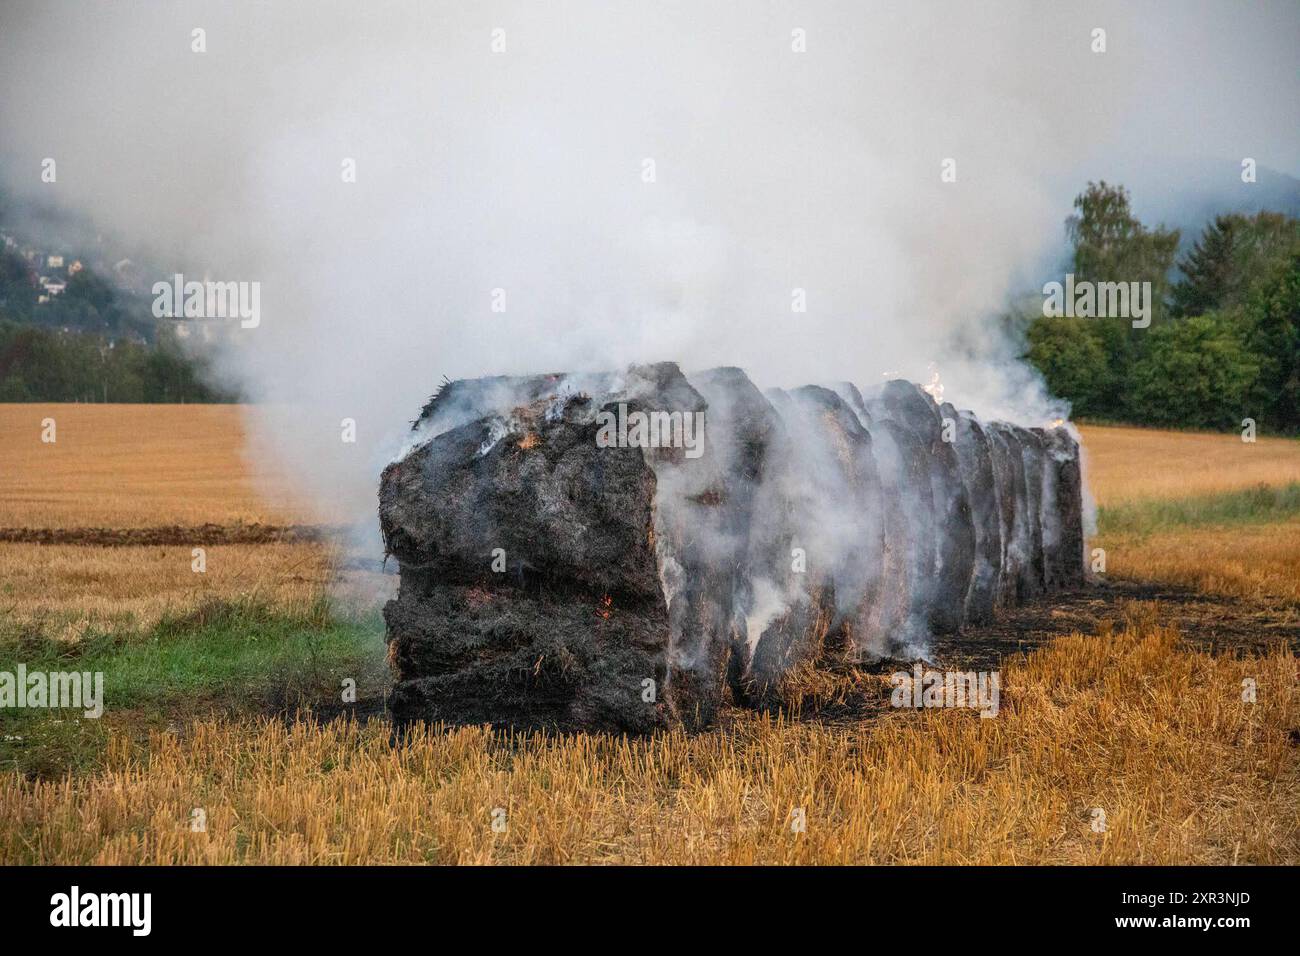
[47,254,64,269]
[39,276,67,295]
[67,259,84,275]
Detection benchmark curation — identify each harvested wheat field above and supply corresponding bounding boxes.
[1,607,1294,865]
[1078,424,1300,505]
[0,404,361,629]
[0,403,313,529]
[1079,424,1300,606]
[0,542,337,637]
[1100,518,1300,606]
[1,405,1299,865]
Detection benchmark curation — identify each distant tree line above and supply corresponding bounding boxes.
[4,189,1299,421]
[0,247,234,402]
[0,320,234,402]
[1024,182,1300,432]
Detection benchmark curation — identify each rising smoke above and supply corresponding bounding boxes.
[1,0,1297,546]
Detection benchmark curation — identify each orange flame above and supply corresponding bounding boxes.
[921,364,944,404]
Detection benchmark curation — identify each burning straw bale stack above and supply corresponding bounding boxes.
[379,362,1084,733]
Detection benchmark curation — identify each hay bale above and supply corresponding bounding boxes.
[381,363,727,732]
[687,371,850,705]
[1037,426,1086,588]
[380,362,1085,732]
[984,421,1028,606]
[863,381,975,634]
[1017,426,1048,600]
[767,386,888,656]
[951,407,1002,624]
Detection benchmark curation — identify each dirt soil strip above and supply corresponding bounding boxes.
[0,524,346,546]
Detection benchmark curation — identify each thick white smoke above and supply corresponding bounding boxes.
[1,0,1297,542]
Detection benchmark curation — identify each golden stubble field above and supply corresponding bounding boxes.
[1080,423,1300,505]
[0,403,308,528]
[0,404,343,633]
[1079,424,1300,603]
[1,405,1298,864]
[2,611,1295,865]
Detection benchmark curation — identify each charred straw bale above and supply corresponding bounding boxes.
[862,381,975,635]
[1037,426,1086,589]
[690,369,836,708]
[379,362,1085,733]
[950,407,1001,625]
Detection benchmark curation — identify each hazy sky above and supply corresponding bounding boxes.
[2,0,1297,527]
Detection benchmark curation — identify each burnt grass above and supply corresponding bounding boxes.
[745,578,1300,728]
[301,578,1300,733]
[933,578,1300,672]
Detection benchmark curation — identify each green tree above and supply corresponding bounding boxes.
[1023,317,1110,419]
[64,268,116,312]
[0,319,235,402]
[1242,251,1300,432]
[1061,182,1180,418]
[1172,212,1300,318]
[1067,181,1181,306]
[1128,314,1259,429]
[0,249,36,319]
[1170,214,1238,318]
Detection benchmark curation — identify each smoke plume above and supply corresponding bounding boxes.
[1,0,1297,546]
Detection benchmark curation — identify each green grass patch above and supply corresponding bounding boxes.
[1098,481,1300,536]
[0,598,388,777]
